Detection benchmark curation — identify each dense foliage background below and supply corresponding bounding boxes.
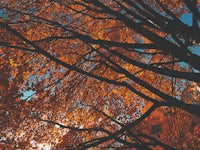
[0,0,200,149]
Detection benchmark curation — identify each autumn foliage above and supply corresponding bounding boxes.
[0,0,200,149]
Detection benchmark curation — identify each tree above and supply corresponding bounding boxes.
[0,0,200,149]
